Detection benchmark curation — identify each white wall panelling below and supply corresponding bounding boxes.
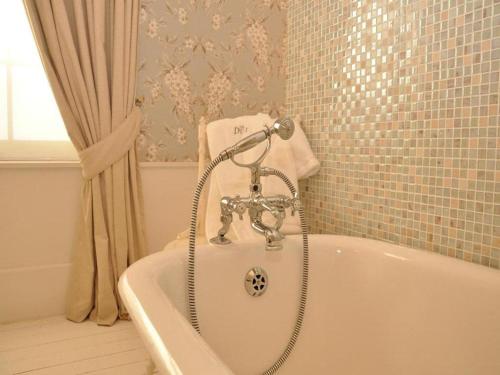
[0,162,197,323]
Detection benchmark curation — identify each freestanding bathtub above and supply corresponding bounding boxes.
[118,235,500,375]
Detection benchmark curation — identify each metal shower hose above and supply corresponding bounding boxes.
[187,156,309,375]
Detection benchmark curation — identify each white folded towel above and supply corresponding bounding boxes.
[205,113,319,242]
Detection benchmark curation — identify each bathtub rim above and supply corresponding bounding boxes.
[119,253,234,375]
[119,234,500,375]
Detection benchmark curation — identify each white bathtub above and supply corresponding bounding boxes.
[119,235,500,375]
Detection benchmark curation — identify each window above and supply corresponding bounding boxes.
[0,1,77,161]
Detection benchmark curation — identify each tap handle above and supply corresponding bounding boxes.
[290,197,301,216]
[234,201,246,220]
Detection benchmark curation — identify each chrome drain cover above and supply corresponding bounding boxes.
[245,267,268,297]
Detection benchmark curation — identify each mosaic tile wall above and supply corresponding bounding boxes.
[136,0,287,162]
[287,0,500,268]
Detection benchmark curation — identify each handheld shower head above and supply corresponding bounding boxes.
[223,117,295,160]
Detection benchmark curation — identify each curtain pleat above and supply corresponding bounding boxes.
[24,0,147,325]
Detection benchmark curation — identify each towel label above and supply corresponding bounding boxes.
[233,124,249,135]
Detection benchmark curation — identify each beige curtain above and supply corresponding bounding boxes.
[24,0,147,325]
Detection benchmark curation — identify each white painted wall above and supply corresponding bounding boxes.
[0,162,198,323]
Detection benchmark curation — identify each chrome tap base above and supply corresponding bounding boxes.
[210,166,301,251]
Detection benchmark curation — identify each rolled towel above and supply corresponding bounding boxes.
[289,114,320,179]
[205,113,319,242]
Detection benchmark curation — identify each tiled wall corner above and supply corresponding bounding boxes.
[287,0,500,268]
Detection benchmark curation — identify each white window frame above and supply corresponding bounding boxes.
[0,3,77,162]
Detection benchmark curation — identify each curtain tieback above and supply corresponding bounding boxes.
[79,107,142,180]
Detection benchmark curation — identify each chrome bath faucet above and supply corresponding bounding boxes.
[209,118,300,250]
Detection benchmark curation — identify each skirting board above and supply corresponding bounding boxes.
[0,263,71,323]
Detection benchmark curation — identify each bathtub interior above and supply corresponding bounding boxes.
[151,235,500,375]
[156,237,304,374]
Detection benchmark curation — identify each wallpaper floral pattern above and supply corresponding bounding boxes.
[136,0,287,162]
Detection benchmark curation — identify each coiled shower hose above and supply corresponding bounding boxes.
[187,155,309,375]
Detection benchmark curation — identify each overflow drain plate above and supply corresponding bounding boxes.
[245,267,268,297]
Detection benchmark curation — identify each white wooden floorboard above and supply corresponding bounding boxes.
[0,317,63,333]
[0,318,132,352]
[0,316,149,375]
[19,348,149,375]
[2,333,143,373]
[0,328,138,362]
[83,360,151,375]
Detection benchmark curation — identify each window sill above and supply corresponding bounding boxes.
[0,160,80,168]
[0,160,198,169]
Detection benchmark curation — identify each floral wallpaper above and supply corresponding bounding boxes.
[136,0,288,162]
